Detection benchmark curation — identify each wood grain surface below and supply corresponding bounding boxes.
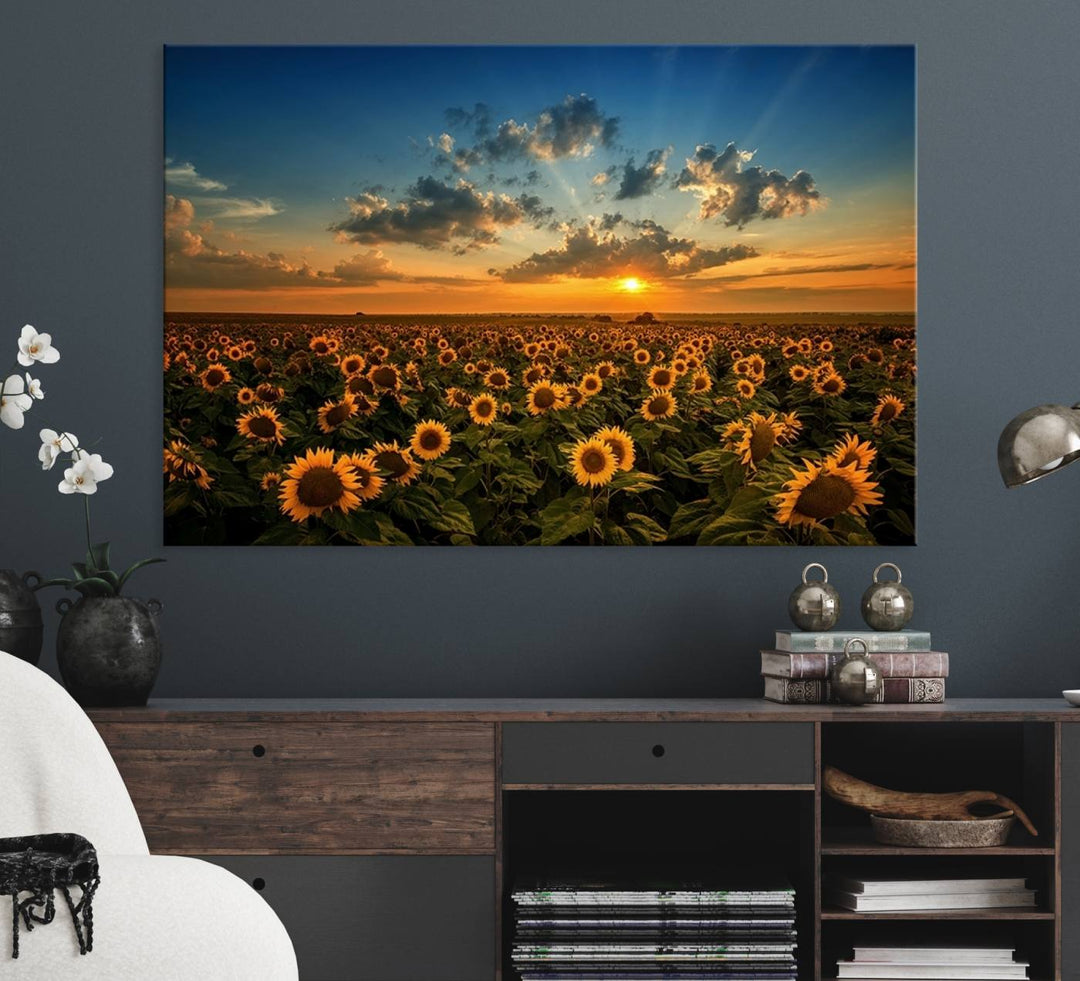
[95,721,495,854]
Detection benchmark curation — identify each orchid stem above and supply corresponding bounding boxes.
[84,494,93,555]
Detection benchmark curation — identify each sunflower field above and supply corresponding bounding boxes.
[163,313,915,546]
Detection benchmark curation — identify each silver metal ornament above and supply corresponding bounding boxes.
[830,638,884,705]
[860,562,914,631]
[787,563,841,631]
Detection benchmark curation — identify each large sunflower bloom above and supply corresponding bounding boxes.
[364,441,422,486]
[569,437,617,488]
[468,393,498,426]
[831,433,877,470]
[237,406,286,446]
[595,426,635,472]
[647,365,676,391]
[774,459,883,530]
[871,394,906,426]
[411,419,452,460]
[734,411,786,469]
[580,373,603,397]
[199,364,231,392]
[813,372,847,397]
[341,453,385,502]
[279,447,361,522]
[641,391,677,421]
[526,381,565,416]
[163,440,213,490]
[317,394,357,434]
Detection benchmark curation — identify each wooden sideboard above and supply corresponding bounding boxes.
[89,699,1080,981]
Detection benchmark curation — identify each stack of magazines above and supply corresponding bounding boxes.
[510,876,797,980]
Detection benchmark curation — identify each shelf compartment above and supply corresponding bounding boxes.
[820,825,1053,856]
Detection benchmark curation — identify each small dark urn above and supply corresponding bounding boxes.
[0,570,45,666]
[55,596,163,707]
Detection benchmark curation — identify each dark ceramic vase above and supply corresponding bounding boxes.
[0,570,45,666]
[55,596,163,707]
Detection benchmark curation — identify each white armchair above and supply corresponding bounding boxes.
[0,650,298,979]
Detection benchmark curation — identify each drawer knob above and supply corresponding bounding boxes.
[252,744,267,758]
[252,877,266,891]
[651,744,666,758]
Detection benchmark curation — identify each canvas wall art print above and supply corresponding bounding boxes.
[163,45,915,546]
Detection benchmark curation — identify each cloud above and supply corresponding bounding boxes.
[195,197,282,220]
[614,147,671,200]
[591,167,615,187]
[437,132,454,154]
[707,261,898,284]
[328,176,553,251]
[442,94,619,173]
[674,142,822,227]
[490,216,756,283]
[164,160,228,192]
[319,250,404,284]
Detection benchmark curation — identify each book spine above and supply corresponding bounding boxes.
[776,631,931,653]
[763,677,946,704]
[762,650,949,680]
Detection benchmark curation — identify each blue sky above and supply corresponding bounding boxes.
[164,45,915,313]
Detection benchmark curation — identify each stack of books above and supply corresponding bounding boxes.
[510,876,798,980]
[825,874,1036,912]
[836,945,1029,979]
[761,629,948,704]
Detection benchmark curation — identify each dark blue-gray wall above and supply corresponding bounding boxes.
[2,1,1079,698]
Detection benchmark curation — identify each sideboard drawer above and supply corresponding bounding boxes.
[207,855,495,981]
[501,722,813,786]
[95,722,495,854]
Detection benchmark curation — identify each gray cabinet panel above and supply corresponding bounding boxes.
[501,722,814,785]
[1063,726,1080,975]
[205,855,494,981]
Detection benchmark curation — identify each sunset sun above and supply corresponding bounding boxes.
[619,277,644,293]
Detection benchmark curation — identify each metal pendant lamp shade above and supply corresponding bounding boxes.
[997,403,1080,487]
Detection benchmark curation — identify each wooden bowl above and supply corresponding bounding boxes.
[870,813,1016,848]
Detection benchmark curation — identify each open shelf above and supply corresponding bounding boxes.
[821,825,1054,856]
[821,906,1055,920]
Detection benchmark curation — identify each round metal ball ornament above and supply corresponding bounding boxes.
[860,562,914,631]
[787,563,841,631]
[830,638,884,706]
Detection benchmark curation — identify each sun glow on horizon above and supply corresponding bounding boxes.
[619,277,645,293]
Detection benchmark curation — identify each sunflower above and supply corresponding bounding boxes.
[340,354,366,377]
[341,453,385,501]
[569,437,617,488]
[633,348,651,365]
[647,365,676,391]
[468,393,498,426]
[163,440,213,490]
[871,394,906,426]
[789,364,810,383]
[256,383,284,404]
[317,394,357,434]
[364,440,422,486]
[641,391,677,421]
[309,335,332,356]
[199,364,231,391]
[734,412,785,469]
[445,387,473,409]
[260,471,282,491]
[237,387,257,405]
[438,349,458,366]
[595,426,635,472]
[484,367,511,389]
[279,447,361,522]
[580,372,603,397]
[367,363,401,392]
[820,339,834,353]
[526,380,565,416]
[347,375,377,399]
[735,379,756,399]
[831,433,877,470]
[813,372,847,397]
[690,370,713,394]
[778,411,803,444]
[411,419,452,460]
[797,338,813,354]
[352,393,377,416]
[237,406,286,446]
[774,459,883,530]
[595,360,616,379]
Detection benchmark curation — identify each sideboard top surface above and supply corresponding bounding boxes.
[87,697,1080,723]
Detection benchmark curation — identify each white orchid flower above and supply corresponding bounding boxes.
[24,374,43,400]
[58,450,114,495]
[17,325,60,367]
[38,429,79,470]
[0,374,33,429]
